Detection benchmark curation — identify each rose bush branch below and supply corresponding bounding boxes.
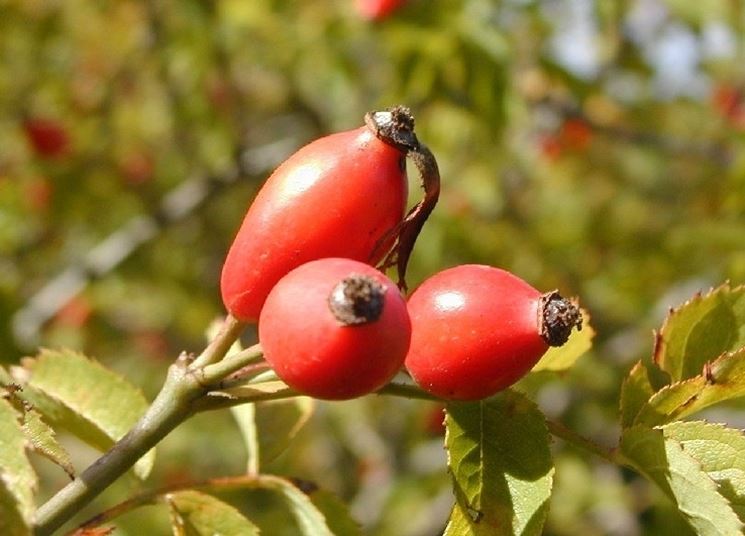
[33,315,252,535]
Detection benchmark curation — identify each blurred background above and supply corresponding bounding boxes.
[2,0,745,534]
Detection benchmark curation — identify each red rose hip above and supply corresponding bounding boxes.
[258,258,411,400]
[404,265,582,400]
[221,106,439,322]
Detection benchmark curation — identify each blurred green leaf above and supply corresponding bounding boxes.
[620,425,743,535]
[619,361,656,428]
[634,348,745,427]
[307,488,362,536]
[444,390,554,536]
[662,421,745,521]
[533,308,594,372]
[11,348,154,479]
[655,283,745,381]
[167,490,260,536]
[256,475,334,536]
[22,406,75,479]
[231,397,314,474]
[0,397,35,536]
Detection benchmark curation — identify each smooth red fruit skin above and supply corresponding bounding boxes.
[23,118,70,159]
[221,126,407,322]
[405,265,548,400]
[356,0,405,20]
[259,258,411,400]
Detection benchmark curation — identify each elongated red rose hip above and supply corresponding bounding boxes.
[404,265,582,400]
[259,258,411,400]
[221,106,439,322]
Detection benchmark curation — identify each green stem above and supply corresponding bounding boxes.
[190,314,245,369]
[545,419,619,465]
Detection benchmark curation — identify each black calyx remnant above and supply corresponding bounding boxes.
[328,274,387,326]
[364,105,419,152]
[539,290,583,347]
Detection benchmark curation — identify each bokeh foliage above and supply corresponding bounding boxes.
[2,0,745,534]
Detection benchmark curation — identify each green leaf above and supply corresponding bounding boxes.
[256,475,334,536]
[444,390,554,536]
[22,407,75,479]
[231,397,314,474]
[306,488,362,536]
[532,308,594,372]
[620,425,744,535]
[619,361,656,428]
[0,397,36,536]
[655,283,745,381]
[166,490,260,536]
[12,349,154,479]
[634,348,745,427]
[662,421,745,521]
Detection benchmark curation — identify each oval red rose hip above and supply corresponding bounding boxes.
[404,264,582,400]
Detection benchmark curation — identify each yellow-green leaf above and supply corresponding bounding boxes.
[662,421,745,521]
[620,425,743,535]
[619,361,656,428]
[0,397,36,536]
[167,490,260,536]
[445,390,554,536]
[12,349,154,479]
[634,348,745,427]
[22,407,75,479]
[655,283,745,381]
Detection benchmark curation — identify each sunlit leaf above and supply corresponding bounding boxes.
[167,490,260,536]
[0,397,36,536]
[654,283,745,381]
[11,349,154,479]
[620,425,743,535]
[22,407,75,478]
[444,390,554,536]
[619,361,656,428]
[662,421,745,521]
[634,348,745,427]
[533,308,594,372]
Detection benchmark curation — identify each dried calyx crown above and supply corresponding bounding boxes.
[364,105,419,152]
[328,275,387,326]
[538,291,583,346]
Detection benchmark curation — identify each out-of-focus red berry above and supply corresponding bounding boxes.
[23,118,71,159]
[53,296,92,328]
[559,118,593,151]
[355,0,406,20]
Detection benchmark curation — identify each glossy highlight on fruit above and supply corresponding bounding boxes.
[404,264,581,400]
[259,258,411,400]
